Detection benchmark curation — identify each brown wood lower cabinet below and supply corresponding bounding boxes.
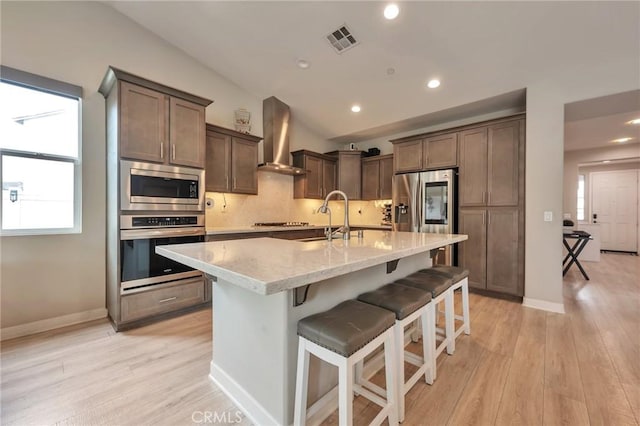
[120,278,206,322]
[459,208,523,297]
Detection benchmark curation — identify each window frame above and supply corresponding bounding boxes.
[576,174,585,222]
[0,66,83,236]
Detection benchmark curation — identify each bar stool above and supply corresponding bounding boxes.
[412,265,471,340]
[394,274,453,379]
[357,283,434,422]
[294,300,399,426]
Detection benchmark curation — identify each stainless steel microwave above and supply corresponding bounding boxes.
[120,160,204,212]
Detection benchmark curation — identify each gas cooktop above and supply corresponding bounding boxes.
[253,222,310,227]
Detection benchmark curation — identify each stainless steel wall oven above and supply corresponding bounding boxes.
[119,215,205,293]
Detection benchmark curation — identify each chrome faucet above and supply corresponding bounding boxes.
[318,190,350,240]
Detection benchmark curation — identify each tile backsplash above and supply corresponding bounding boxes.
[205,172,390,227]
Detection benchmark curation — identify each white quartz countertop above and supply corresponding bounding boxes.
[206,224,392,235]
[157,231,467,295]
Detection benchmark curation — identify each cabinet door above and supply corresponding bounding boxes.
[379,156,394,199]
[231,138,258,194]
[424,133,457,169]
[458,209,487,290]
[361,160,380,200]
[119,81,167,163]
[459,128,488,207]
[322,160,337,198]
[303,155,324,199]
[338,154,362,199]
[205,131,231,192]
[393,140,423,173]
[486,209,520,295]
[487,120,520,206]
[169,97,206,168]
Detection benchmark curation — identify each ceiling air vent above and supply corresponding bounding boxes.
[326,24,359,54]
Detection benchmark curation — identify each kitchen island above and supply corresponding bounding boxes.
[157,230,467,425]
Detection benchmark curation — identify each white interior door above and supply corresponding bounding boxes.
[591,170,639,252]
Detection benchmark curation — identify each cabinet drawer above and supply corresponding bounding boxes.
[121,278,205,322]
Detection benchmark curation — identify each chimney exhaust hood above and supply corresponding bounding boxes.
[258,96,306,175]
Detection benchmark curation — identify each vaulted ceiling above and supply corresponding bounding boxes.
[107,1,639,150]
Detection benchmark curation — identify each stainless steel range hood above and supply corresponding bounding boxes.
[258,96,306,175]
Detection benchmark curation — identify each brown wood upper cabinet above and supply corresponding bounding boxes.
[119,81,207,168]
[393,139,423,173]
[292,150,337,199]
[459,119,521,207]
[362,154,393,200]
[205,124,261,194]
[391,132,457,173]
[423,133,458,169]
[326,151,362,200]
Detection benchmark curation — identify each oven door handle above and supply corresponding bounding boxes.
[121,227,205,240]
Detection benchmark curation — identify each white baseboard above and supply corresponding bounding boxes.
[522,297,565,314]
[0,308,108,341]
[209,361,280,426]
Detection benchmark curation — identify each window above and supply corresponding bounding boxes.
[0,66,82,235]
[576,174,585,221]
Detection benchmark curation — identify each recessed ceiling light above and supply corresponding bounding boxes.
[603,160,611,163]
[627,118,640,125]
[612,137,633,143]
[351,105,361,113]
[427,79,441,89]
[384,4,400,20]
[297,59,310,69]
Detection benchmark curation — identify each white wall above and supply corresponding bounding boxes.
[0,1,333,331]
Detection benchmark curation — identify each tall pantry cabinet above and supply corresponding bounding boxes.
[458,117,525,297]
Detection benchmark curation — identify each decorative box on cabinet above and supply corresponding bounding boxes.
[205,124,261,194]
[362,154,393,200]
[292,150,337,199]
[100,67,211,169]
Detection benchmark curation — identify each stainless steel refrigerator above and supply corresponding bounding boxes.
[392,169,457,264]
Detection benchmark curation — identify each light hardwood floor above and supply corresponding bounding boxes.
[1,253,638,425]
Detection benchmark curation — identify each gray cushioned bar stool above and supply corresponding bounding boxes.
[294,299,399,426]
[394,274,454,380]
[412,265,471,342]
[357,284,435,422]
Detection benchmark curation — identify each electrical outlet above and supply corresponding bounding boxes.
[544,211,553,222]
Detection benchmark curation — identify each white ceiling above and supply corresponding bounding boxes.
[107,1,639,150]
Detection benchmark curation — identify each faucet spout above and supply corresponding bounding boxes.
[321,190,350,240]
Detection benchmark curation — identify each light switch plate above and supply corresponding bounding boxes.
[544,211,553,222]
